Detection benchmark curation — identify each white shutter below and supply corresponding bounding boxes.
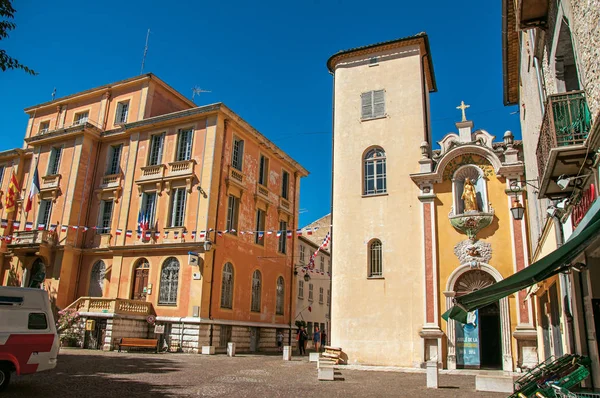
[361,92,373,119]
[373,90,385,117]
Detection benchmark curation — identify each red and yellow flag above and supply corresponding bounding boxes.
[5,170,21,213]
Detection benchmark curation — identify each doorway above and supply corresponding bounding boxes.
[29,258,46,289]
[479,302,502,369]
[249,327,260,352]
[131,259,150,300]
[85,319,107,350]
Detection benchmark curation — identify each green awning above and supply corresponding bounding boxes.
[443,216,600,324]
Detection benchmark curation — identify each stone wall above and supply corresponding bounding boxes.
[231,326,251,352]
[169,323,210,353]
[104,317,150,350]
[258,328,277,352]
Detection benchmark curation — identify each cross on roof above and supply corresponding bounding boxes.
[456,101,470,122]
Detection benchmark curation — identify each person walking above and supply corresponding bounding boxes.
[297,326,307,355]
[313,326,321,353]
[320,329,327,351]
[276,330,284,352]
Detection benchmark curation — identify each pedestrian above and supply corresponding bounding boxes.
[320,329,327,351]
[277,330,284,352]
[313,326,321,353]
[297,326,307,355]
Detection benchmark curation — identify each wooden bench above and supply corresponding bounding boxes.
[117,338,158,353]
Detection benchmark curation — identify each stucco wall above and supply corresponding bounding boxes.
[331,45,427,366]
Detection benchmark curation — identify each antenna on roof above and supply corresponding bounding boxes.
[51,88,56,100]
[140,29,150,75]
[192,86,211,103]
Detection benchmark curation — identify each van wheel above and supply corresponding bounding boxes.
[0,364,11,392]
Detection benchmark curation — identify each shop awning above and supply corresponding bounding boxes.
[443,215,600,324]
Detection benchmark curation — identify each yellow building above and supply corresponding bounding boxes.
[328,33,534,370]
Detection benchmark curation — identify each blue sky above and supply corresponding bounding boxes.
[0,0,519,226]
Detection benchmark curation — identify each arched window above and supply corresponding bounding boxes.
[89,260,106,297]
[276,276,285,315]
[159,257,179,305]
[368,239,383,277]
[251,270,262,312]
[220,263,234,309]
[364,147,387,195]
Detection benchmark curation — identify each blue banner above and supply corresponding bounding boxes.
[456,310,480,367]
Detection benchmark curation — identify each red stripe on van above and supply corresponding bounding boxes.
[0,333,55,374]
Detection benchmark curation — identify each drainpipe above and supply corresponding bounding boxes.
[289,171,299,345]
[420,54,431,145]
[328,69,336,345]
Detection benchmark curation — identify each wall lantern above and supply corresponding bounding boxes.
[203,240,213,252]
[509,181,525,221]
[303,273,311,282]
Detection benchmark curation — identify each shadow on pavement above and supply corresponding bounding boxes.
[3,351,182,397]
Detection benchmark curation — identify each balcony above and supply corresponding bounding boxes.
[41,174,61,189]
[516,0,549,29]
[279,196,291,214]
[65,297,155,317]
[256,182,270,201]
[140,164,166,179]
[27,119,103,145]
[7,230,57,258]
[536,91,594,199]
[168,159,195,176]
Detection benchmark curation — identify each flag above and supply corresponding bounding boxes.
[267,230,273,235]
[258,231,264,240]
[217,231,223,237]
[240,231,245,235]
[296,229,302,236]
[181,231,186,238]
[223,229,229,234]
[5,170,20,213]
[25,222,33,231]
[287,230,292,239]
[154,231,160,238]
[25,165,40,213]
[0,219,7,228]
[13,221,20,228]
[306,228,313,235]
[37,223,45,231]
[125,230,133,237]
[276,230,282,237]
[82,227,89,232]
[145,231,151,238]
[137,231,141,238]
[115,229,123,236]
[174,231,179,237]
[208,228,214,233]
[191,231,196,239]
[71,225,78,230]
[49,224,57,231]
[199,231,206,238]
[61,225,68,232]
[163,231,169,239]
[231,229,236,233]
[5,236,12,243]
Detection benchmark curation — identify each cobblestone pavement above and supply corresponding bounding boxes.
[4,349,508,397]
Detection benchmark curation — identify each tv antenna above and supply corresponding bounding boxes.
[140,29,150,75]
[192,86,211,103]
[51,88,56,100]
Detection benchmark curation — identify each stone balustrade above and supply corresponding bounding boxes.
[65,297,155,316]
[41,174,61,189]
[141,164,165,178]
[168,159,195,175]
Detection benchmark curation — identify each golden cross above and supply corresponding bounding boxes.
[456,101,470,122]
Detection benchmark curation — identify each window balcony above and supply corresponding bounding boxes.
[140,164,166,179]
[95,173,123,203]
[65,297,155,317]
[7,231,57,254]
[516,0,549,30]
[536,91,594,199]
[41,174,61,189]
[167,159,195,177]
[256,182,270,201]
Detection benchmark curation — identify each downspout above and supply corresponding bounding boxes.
[288,171,299,345]
[420,54,431,145]
[208,115,226,346]
[554,216,577,356]
[328,69,335,344]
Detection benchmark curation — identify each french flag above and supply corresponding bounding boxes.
[163,231,169,239]
[61,225,68,232]
[25,222,33,231]
[145,231,151,238]
[276,231,282,237]
[25,165,40,214]
[154,231,160,238]
[49,224,57,232]
[287,230,293,239]
[37,223,45,231]
[1,219,7,228]
[191,231,196,239]
[258,231,264,240]
[296,229,302,236]
[125,230,133,237]
[13,221,21,228]
[306,228,313,235]
[199,231,206,238]
[115,229,123,236]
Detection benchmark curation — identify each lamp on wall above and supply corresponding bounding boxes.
[509,181,525,220]
[203,239,213,252]
[303,273,311,282]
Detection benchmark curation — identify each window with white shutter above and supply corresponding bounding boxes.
[176,128,193,161]
[361,90,385,120]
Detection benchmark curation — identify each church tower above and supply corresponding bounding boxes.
[327,33,437,366]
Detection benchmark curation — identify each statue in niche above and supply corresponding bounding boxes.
[462,178,479,212]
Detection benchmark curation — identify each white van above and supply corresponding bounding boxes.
[0,287,60,391]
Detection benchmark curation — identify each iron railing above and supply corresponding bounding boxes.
[536,91,592,180]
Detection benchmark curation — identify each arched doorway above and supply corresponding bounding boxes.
[131,258,150,300]
[444,264,513,371]
[88,261,106,297]
[28,259,46,289]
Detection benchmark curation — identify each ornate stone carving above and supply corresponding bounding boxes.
[454,239,492,265]
[449,209,494,240]
[443,154,495,181]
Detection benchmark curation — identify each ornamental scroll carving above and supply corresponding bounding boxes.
[453,239,492,265]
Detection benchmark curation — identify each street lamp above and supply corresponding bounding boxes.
[509,181,525,221]
[303,273,311,282]
[203,239,213,252]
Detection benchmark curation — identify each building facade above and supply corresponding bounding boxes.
[502,0,600,383]
[294,234,331,347]
[0,74,308,353]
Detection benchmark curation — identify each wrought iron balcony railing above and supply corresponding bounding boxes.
[536,91,592,181]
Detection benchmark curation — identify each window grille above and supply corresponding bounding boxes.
[158,257,180,305]
[220,263,234,309]
[148,133,165,166]
[39,121,50,134]
[232,138,244,171]
[219,325,232,347]
[251,270,261,312]
[170,188,187,227]
[276,276,284,315]
[176,128,193,161]
[369,239,383,277]
[107,144,122,175]
[74,111,89,125]
[364,147,387,195]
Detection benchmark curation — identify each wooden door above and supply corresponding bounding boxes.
[132,268,149,300]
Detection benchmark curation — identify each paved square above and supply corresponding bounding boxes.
[5,349,507,397]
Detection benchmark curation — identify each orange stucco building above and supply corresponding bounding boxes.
[0,74,308,352]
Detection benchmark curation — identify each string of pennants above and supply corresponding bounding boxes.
[0,218,330,245]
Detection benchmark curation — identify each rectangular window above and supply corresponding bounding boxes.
[308,283,313,301]
[98,200,114,233]
[320,256,324,272]
[278,220,287,254]
[28,313,48,330]
[141,192,157,228]
[327,289,330,305]
[232,137,244,171]
[74,111,89,125]
[148,133,165,166]
[255,209,266,245]
[37,200,52,227]
[170,188,187,227]
[258,155,269,186]
[47,146,62,175]
[106,144,122,175]
[361,90,385,120]
[299,245,305,263]
[39,121,50,134]
[115,100,130,124]
[319,287,324,303]
[0,166,5,186]
[226,195,239,233]
[281,170,289,199]
[298,280,304,298]
[176,128,193,161]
